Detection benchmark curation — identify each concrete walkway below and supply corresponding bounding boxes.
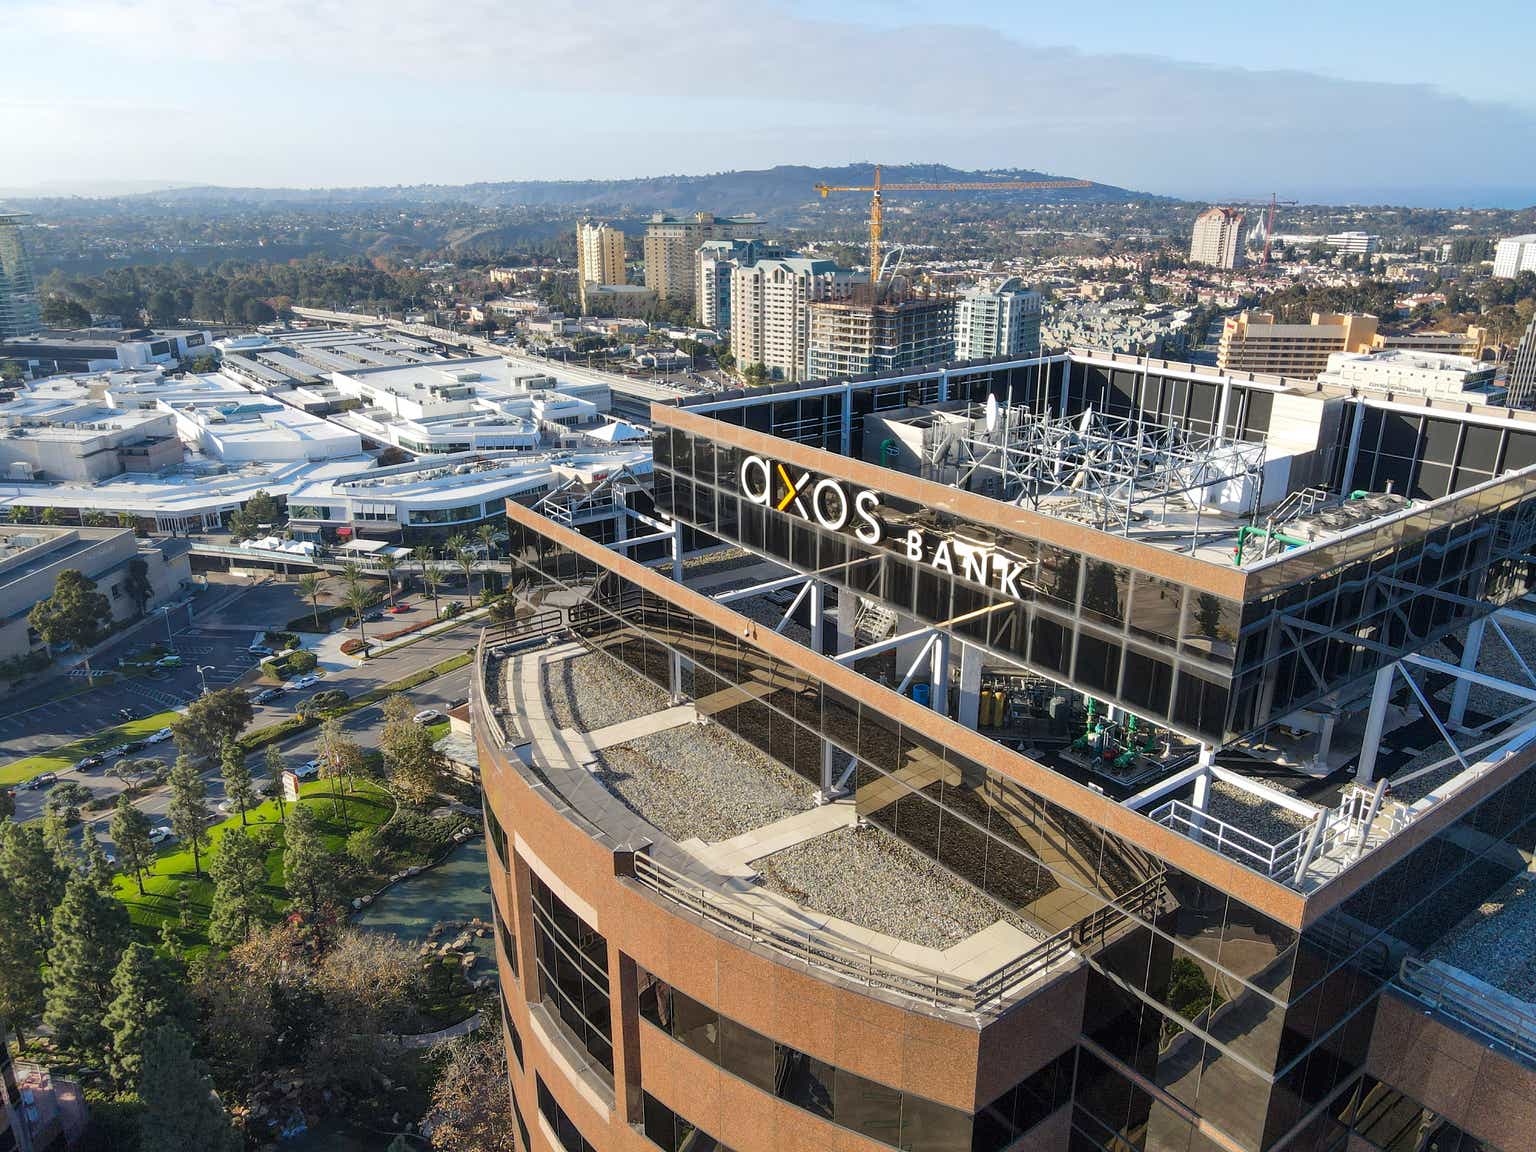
[575,705,699,753]
[681,800,856,879]
[386,1011,483,1050]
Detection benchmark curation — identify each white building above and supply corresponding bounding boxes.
[1325,231,1379,255]
[954,277,1042,360]
[285,447,651,539]
[729,258,857,383]
[1493,235,1536,279]
[1189,207,1245,269]
[1316,349,1503,404]
[694,239,782,330]
[166,398,364,463]
[326,357,609,455]
[0,407,181,483]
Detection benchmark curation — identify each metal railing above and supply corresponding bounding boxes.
[627,848,1074,1015]
[1397,956,1536,1066]
[1147,799,1312,880]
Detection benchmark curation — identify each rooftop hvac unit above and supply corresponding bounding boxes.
[7,462,34,481]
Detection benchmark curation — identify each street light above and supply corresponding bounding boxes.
[159,604,176,650]
[196,665,215,696]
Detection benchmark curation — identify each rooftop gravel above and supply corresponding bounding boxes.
[542,650,672,732]
[1426,871,1536,1003]
[592,722,812,843]
[752,824,1035,951]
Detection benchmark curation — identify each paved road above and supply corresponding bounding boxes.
[81,663,473,852]
[12,621,481,827]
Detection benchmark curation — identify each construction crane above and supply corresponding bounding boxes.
[1216,194,1298,265]
[814,165,1095,286]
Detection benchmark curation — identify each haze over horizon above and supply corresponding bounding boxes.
[6,0,1536,208]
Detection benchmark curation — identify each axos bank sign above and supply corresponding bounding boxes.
[738,454,1033,599]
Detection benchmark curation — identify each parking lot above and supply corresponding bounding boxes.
[0,619,262,762]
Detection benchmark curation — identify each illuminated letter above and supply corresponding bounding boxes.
[740,455,771,504]
[931,539,954,574]
[959,543,989,586]
[995,556,1026,599]
[904,529,924,562]
[853,490,883,544]
[811,478,850,530]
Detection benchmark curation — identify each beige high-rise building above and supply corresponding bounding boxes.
[577,221,627,313]
[1189,207,1246,269]
[644,212,761,307]
[1217,311,1379,378]
[730,258,855,383]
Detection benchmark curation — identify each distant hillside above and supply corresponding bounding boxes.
[132,164,1156,217]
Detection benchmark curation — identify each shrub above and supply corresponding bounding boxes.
[339,638,369,656]
[262,648,318,681]
[377,620,432,642]
[442,602,463,620]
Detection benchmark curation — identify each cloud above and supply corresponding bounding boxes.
[9,0,1536,201]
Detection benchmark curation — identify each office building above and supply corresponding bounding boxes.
[730,258,856,383]
[1324,231,1378,256]
[1509,314,1536,409]
[695,239,782,330]
[643,213,761,307]
[0,213,41,341]
[1315,348,1502,404]
[808,294,956,380]
[1217,311,1379,378]
[1493,235,1536,279]
[1189,207,1245,269]
[577,221,628,313]
[955,277,1043,360]
[1371,324,1489,358]
[480,343,1536,1152]
[0,525,191,660]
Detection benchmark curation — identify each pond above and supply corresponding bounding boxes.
[354,836,494,967]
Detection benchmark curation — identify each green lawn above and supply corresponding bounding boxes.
[0,710,182,787]
[114,779,396,946]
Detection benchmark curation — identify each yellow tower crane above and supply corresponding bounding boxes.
[814,165,1095,285]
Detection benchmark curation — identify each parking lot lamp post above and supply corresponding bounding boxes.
[197,664,215,696]
[160,604,176,650]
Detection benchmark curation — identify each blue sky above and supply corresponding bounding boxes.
[6,0,1534,205]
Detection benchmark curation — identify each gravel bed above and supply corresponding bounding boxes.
[542,651,673,732]
[752,824,1024,950]
[1426,872,1536,1002]
[591,722,812,842]
[1199,781,1312,859]
[680,546,758,578]
[1427,619,1536,717]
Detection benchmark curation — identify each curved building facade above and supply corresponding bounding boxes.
[476,349,1536,1152]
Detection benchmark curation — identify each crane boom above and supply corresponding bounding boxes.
[815,165,1094,286]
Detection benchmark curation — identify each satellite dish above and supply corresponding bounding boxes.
[984,394,999,434]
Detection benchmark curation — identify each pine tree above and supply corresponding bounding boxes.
[263,745,288,821]
[42,802,74,864]
[0,868,44,1045]
[1,822,65,943]
[138,1023,240,1152]
[220,739,257,827]
[168,754,212,876]
[208,827,269,948]
[45,869,129,1057]
[84,834,115,894]
[104,942,183,1091]
[282,804,331,918]
[110,795,155,895]
[380,692,449,805]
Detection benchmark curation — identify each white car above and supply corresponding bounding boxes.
[146,727,174,744]
[147,826,174,844]
[284,674,320,691]
[295,759,321,779]
[413,709,444,725]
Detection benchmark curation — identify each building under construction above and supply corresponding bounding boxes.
[808,288,956,382]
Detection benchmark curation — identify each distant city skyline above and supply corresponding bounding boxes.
[6,0,1536,207]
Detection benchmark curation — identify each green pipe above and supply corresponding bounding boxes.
[1349,490,1369,500]
[1234,524,1309,566]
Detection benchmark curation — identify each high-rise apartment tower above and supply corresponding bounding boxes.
[577,221,628,314]
[0,212,42,340]
[644,213,761,307]
[1189,207,1246,269]
[955,277,1043,360]
[729,258,855,383]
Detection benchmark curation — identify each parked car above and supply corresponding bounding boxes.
[294,759,321,779]
[253,687,283,704]
[286,674,320,690]
[116,707,140,721]
[114,739,147,757]
[216,799,237,815]
[19,772,57,790]
[146,727,174,744]
[147,826,174,844]
[389,603,410,614]
[248,645,274,657]
[363,609,385,622]
[72,754,105,771]
[156,655,183,668]
[413,709,444,725]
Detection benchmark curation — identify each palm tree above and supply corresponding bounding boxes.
[454,546,477,607]
[475,523,504,602]
[379,552,400,607]
[297,572,327,631]
[39,507,61,526]
[344,580,372,646]
[421,561,444,620]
